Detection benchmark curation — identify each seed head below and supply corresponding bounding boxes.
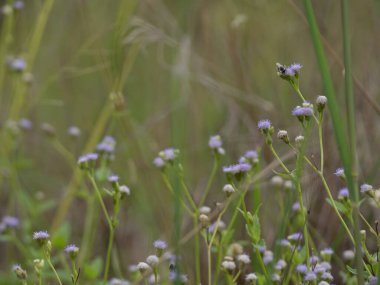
[277,130,289,144]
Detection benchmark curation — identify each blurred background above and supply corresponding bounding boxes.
[1,0,380,283]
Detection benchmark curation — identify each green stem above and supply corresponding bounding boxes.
[193,214,201,285]
[46,257,63,285]
[199,156,219,206]
[104,227,115,283]
[269,145,291,175]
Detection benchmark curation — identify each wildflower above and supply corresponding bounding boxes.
[314,264,326,274]
[208,135,225,155]
[146,255,159,267]
[263,250,273,264]
[271,273,281,282]
[65,244,79,259]
[275,259,287,271]
[19,118,32,130]
[342,249,355,261]
[258,119,272,132]
[277,129,290,144]
[136,262,150,273]
[77,153,98,169]
[13,264,27,280]
[296,264,308,274]
[320,248,333,261]
[276,63,302,79]
[153,240,167,257]
[13,1,24,10]
[279,239,291,248]
[199,206,211,214]
[338,187,349,199]
[119,185,131,197]
[153,157,165,168]
[287,232,302,242]
[2,216,19,228]
[245,273,258,284]
[108,175,119,184]
[284,180,294,189]
[310,255,320,265]
[316,95,327,113]
[292,202,300,211]
[237,254,251,265]
[97,136,116,154]
[319,261,332,271]
[128,264,138,273]
[304,271,317,281]
[271,176,284,187]
[68,126,81,137]
[223,163,251,180]
[321,271,334,281]
[368,276,378,285]
[221,260,236,273]
[199,214,209,228]
[295,135,304,146]
[334,168,345,179]
[292,106,313,122]
[160,147,177,161]
[360,183,373,194]
[10,58,26,72]
[33,231,50,246]
[222,184,235,197]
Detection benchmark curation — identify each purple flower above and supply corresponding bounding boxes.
[2,216,19,228]
[245,150,258,159]
[223,163,251,174]
[275,259,287,270]
[289,63,302,73]
[19,118,32,130]
[13,1,24,10]
[321,271,333,281]
[360,183,373,193]
[279,239,291,247]
[77,153,99,166]
[304,271,317,281]
[153,240,167,250]
[334,167,345,177]
[108,175,119,183]
[163,148,176,160]
[320,248,333,256]
[338,187,349,199]
[257,119,271,130]
[263,251,273,264]
[208,135,222,149]
[292,107,313,117]
[296,264,307,274]
[153,157,165,168]
[288,232,303,242]
[33,231,49,240]
[86,153,99,161]
[65,244,79,253]
[310,255,320,265]
[292,202,300,211]
[10,58,26,71]
[96,136,116,153]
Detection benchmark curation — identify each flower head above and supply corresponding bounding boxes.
[108,175,119,183]
[360,183,373,193]
[257,119,272,130]
[119,185,131,196]
[338,187,349,199]
[33,231,50,246]
[304,271,317,281]
[19,118,32,130]
[2,216,19,228]
[296,264,308,274]
[153,239,167,250]
[334,167,345,178]
[68,126,81,137]
[65,244,79,259]
[153,157,165,168]
[208,135,222,149]
[292,106,313,118]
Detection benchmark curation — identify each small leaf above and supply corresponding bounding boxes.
[83,257,103,279]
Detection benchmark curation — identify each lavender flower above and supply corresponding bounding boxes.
[296,264,308,274]
[108,278,130,285]
[154,240,167,250]
[2,216,19,228]
[287,232,302,242]
[334,167,345,178]
[162,148,176,160]
[276,62,302,78]
[360,183,373,193]
[257,119,272,130]
[33,231,50,246]
[97,136,116,153]
[153,157,165,168]
[292,106,313,118]
[65,244,79,259]
[208,135,222,149]
[263,250,273,264]
[310,255,320,265]
[292,202,300,211]
[275,259,287,271]
[10,58,26,72]
[321,271,333,281]
[13,1,24,10]
[108,175,119,183]
[338,187,349,199]
[19,118,32,130]
[245,273,258,283]
[304,271,317,281]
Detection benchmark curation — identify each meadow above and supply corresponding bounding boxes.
[0,0,379,284]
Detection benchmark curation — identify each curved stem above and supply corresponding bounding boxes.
[46,257,63,285]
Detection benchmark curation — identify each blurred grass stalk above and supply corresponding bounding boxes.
[303,0,364,284]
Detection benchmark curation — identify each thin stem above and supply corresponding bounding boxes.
[269,145,291,175]
[46,257,63,285]
[199,156,219,206]
[104,227,115,283]
[193,214,201,285]
[318,113,324,174]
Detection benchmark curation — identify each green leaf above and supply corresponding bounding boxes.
[52,222,71,250]
[83,257,103,279]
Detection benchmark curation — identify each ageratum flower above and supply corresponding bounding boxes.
[257,119,272,131]
[65,244,79,259]
[292,106,313,118]
[2,216,19,228]
[360,183,373,193]
[338,187,349,199]
[33,231,50,246]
